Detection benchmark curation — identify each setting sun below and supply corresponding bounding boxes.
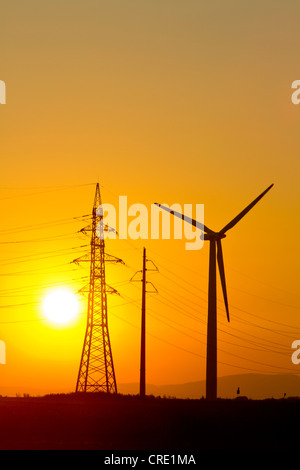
[43,289,80,325]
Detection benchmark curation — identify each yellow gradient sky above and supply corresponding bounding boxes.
[0,1,299,396]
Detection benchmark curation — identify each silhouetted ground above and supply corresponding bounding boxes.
[0,392,299,449]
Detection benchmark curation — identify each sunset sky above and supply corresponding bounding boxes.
[0,0,300,397]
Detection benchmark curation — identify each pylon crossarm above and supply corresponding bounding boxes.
[145,281,158,294]
[78,224,93,234]
[146,259,159,272]
[130,271,143,282]
[104,253,125,264]
[77,284,89,296]
[104,224,118,235]
[71,252,91,264]
[106,284,120,295]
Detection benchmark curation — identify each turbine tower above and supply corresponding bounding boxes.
[155,184,273,400]
[75,183,123,393]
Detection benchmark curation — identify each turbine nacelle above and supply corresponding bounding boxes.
[203,233,226,241]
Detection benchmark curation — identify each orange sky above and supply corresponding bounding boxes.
[0,1,300,397]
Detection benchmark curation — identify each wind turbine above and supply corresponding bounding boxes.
[155,184,273,400]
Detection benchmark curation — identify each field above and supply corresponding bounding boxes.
[0,392,299,450]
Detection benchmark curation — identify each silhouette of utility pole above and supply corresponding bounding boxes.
[140,248,147,398]
[74,183,124,393]
[131,248,158,398]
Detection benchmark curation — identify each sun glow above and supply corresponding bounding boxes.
[43,289,80,325]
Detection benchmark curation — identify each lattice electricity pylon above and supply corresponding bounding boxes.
[74,183,124,393]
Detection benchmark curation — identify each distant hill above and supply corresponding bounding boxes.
[1,374,300,399]
[118,374,300,400]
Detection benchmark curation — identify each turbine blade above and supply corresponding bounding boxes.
[219,184,274,235]
[217,240,230,322]
[154,203,214,235]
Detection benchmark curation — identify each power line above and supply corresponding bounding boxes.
[154,259,300,334]
[148,300,289,357]
[0,261,77,277]
[0,276,88,296]
[125,270,296,373]
[109,306,295,375]
[123,259,296,357]
[0,183,96,201]
[117,286,296,375]
[148,247,300,308]
[0,215,84,237]
[0,246,88,267]
[116,255,297,373]
[0,232,77,245]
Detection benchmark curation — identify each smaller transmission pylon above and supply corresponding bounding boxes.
[74,183,124,393]
[130,248,158,398]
